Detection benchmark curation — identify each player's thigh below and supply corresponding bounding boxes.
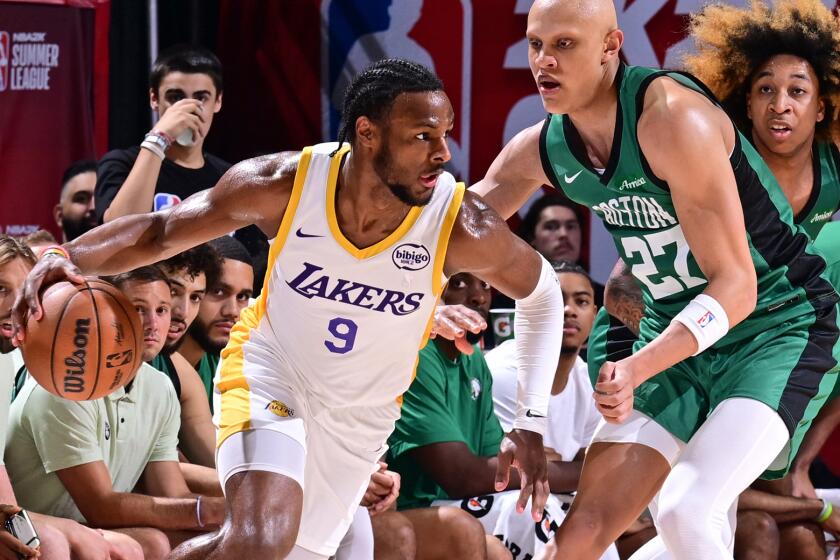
[296,408,396,556]
[778,522,826,560]
[557,441,670,546]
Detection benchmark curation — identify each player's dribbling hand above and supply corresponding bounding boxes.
[430,304,487,355]
[0,505,39,560]
[495,429,549,522]
[155,98,205,143]
[11,255,84,344]
[594,360,635,424]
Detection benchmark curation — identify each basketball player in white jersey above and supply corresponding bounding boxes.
[13,59,563,560]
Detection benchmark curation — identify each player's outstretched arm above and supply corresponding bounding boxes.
[470,122,549,220]
[593,82,759,422]
[445,191,564,522]
[12,152,299,341]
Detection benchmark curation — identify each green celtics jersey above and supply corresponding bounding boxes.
[540,64,838,344]
[796,141,840,238]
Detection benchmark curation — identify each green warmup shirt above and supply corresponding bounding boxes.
[542,64,840,476]
[197,352,219,412]
[796,141,840,238]
[5,363,180,522]
[149,353,181,400]
[388,341,504,510]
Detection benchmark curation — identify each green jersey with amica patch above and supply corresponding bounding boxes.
[540,64,838,344]
[795,141,840,238]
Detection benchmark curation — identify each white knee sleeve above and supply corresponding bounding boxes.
[216,429,306,492]
[334,507,374,560]
[655,398,787,560]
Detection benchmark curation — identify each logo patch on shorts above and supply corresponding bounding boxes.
[266,400,295,417]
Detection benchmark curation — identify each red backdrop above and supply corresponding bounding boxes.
[0,0,108,239]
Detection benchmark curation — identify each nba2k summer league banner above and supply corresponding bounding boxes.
[0,0,108,242]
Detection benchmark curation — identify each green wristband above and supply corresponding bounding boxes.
[817,500,833,523]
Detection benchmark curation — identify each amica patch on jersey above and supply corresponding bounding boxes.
[266,400,295,417]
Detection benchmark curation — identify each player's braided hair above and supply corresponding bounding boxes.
[336,58,444,147]
[685,0,840,142]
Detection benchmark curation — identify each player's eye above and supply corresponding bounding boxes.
[481,282,491,290]
[791,88,805,96]
[557,39,573,49]
[528,39,541,50]
[190,293,203,303]
[759,85,772,94]
[415,132,429,141]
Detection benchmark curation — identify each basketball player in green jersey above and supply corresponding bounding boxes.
[593,0,840,513]
[469,0,840,558]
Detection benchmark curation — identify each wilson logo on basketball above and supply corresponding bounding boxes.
[63,318,91,394]
[392,243,430,271]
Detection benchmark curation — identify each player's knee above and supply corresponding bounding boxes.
[131,528,171,560]
[37,523,71,560]
[556,508,614,551]
[218,523,296,560]
[656,493,712,542]
[781,522,825,558]
[108,533,145,560]
[737,510,778,541]
[437,507,487,559]
[485,534,513,560]
[371,511,416,560]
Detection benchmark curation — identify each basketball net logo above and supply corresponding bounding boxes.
[0,32,9,93]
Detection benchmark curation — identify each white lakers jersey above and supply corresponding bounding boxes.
[227,143,464,411]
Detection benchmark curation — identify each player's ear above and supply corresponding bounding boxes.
[355,116,377,149]
[149,88,160,111]
[53,204,63,229]
[602,29,623,63]
[817,97,825,123]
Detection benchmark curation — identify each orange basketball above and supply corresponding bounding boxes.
[20,278,143,401]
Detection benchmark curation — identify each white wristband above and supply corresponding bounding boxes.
[140,139,166,160]
[672,293,730,355]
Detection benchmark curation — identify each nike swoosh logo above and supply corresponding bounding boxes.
[564,170,583,184]
[525,409,546,418]
[295,227,323,239]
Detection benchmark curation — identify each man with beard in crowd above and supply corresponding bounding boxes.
[148,244,223,467]
[175,236,253,409]
[53,160,98,243]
